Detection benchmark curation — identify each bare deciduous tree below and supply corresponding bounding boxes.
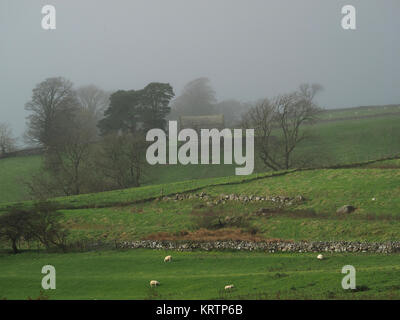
[25,77,79,148]
[96,133,148,189]
[49,109,99,195]
[0,123,16,155]
[26,108,99,197]
[244,84,323,170]
[0,202,69,253]
[170,77,217,117]
[0,208,31,254]
[243,99,282,170]
[215,99,252,127]
[76,85,110,121]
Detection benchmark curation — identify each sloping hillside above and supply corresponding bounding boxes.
[2,162,398,243]
[1,111,400,203]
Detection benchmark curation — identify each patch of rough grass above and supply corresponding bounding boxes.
[144,228,269,241]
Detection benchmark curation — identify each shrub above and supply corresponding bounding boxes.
[0,207,32,254]
[0,201,70,253]
[191,209,257,233]
[28,201,69,252]
[191,209,226,230]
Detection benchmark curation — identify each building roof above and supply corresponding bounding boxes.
[179,114,224,129]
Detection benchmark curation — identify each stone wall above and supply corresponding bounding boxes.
[0,147,43,159]
[117,240,400,254]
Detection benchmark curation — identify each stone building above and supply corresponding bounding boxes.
[178,114,225,133]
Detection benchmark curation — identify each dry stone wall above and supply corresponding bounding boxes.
[117,240,400,253]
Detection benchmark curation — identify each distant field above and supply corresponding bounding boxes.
[320,104,400,120]
[300,115,400,164]
[203,168,400,217]
[1,111,400,203]
[146,112,400,183]
[362,158,400,168]
[0,156,41,203]
[1,250,399,300]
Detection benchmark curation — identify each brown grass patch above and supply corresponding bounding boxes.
[64,222,106,230]
[143,228,269,241]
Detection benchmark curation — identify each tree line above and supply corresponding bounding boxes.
[23,77,175,198]
[1,77,323,198]
[0,78,323,254]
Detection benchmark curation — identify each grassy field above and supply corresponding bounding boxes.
[203,168,400,216]
[1,162,398,300]
[1,249,399,300]
[1,165,397,244]
[145,113,400,184]
[0,105,399,300]
[299,115,400,164]
[44,166,398,244]
[0,158,399,244]
[0,155,41,203]
[320,104,400,120]
[1,111,400,204]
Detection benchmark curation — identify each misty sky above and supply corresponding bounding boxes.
[1,0,399,140]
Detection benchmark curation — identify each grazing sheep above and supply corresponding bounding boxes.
[150,280,160,287]
[164,255,172,262]
[317,254,324,260]
[224,284,234,290]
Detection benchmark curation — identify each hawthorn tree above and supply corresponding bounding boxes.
[244,84,322,170]
[0,208,31,254]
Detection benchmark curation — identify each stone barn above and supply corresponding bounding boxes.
[178,114,225,133]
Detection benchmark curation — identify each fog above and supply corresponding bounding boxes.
[1,0,399,140]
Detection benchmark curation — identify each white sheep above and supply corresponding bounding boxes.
[150,280,160,287]
[164,255,172,262]
[224,284,234,290]
[317,254,324,260]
